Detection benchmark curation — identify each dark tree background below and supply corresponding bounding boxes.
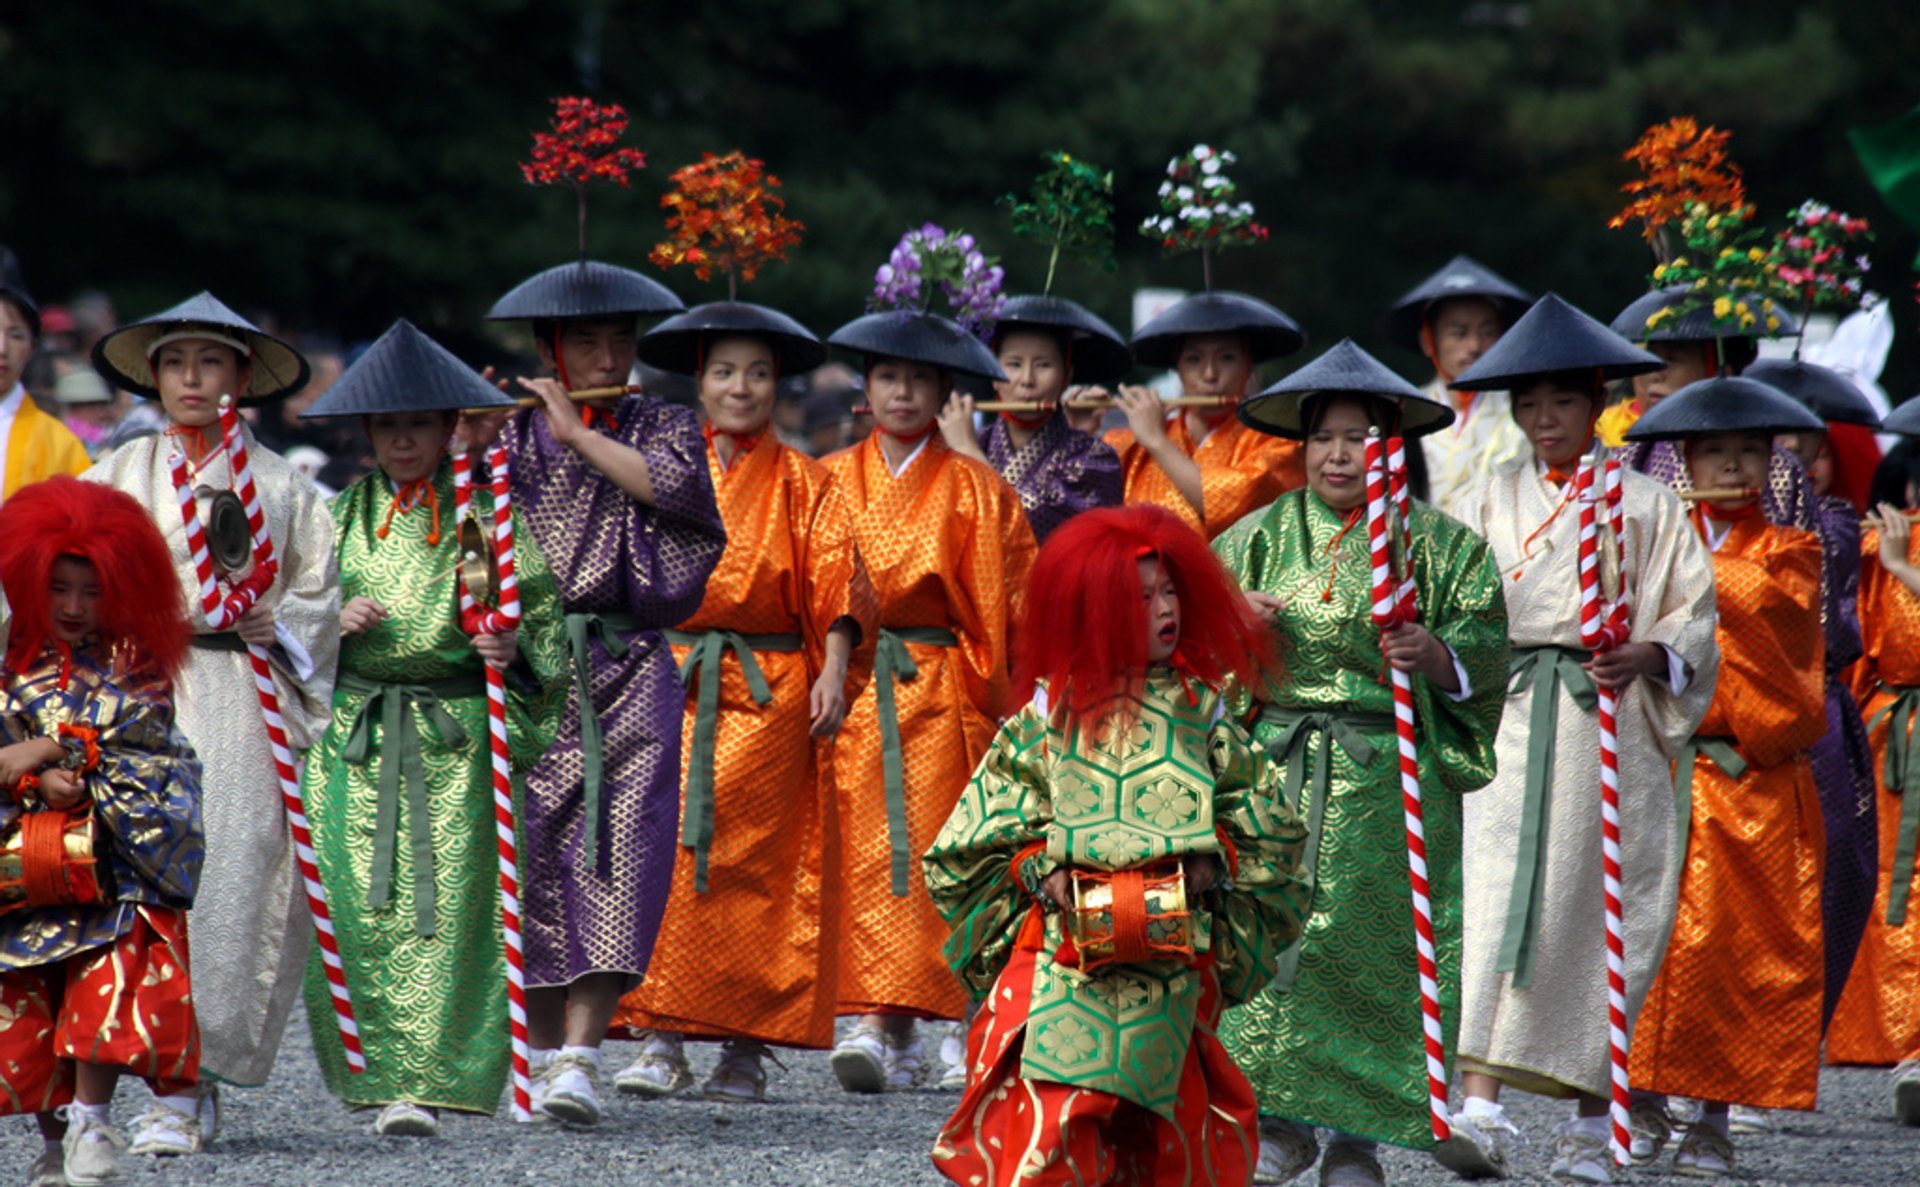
[3,0,1915,390]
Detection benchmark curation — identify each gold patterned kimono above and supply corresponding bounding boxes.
[85,427,341,1086]
[1450,459,1719,1099]
[1416,379,1528,519]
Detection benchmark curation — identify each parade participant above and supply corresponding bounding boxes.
[1828,395,1920,1127]
[1746,357,1882,1035]
[0,246,91,501]
[924,502,1309,1185]
[1382,255,1532,516]
[0,478,204,1186]
[611,295,878,1102]
[294,323,569,1135]
[936,294,1126,542]
[1438,295,1718,1183]
[483,256,724,1125]
[83,292,339,1147]
[821,270,1037,1093]
[1215,340,1509,1187]
[1620,379,1828,1177]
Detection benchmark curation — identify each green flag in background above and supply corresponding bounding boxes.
[1852,104,1920,268]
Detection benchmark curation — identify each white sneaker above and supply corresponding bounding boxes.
[1319,1142,1385,1187]
[1726,1104,1772,1135]
[701,1040,772,1103]
[127,1103,202,1156]
[538,1052,603,1126]
[936,1022,967,1091]
[1672,1125,1733,1178]
[373,1100,439,1137]
[1547,1121,1612,1184]
[1434,1108,1522,1179]
[518,1051,554,1122]
[193,1082,220,1146]
[28,1146,65,1187]
[1253,1117,1319,1184]
[829,1023,887,1094]
[883,1030,927,1091]
[1895,1059,1920,1127]
[615,1030,693,1098]
[1626,1099,1670,1164]
[61,1113,126,1187]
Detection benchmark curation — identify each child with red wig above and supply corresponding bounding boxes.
[923,503,1309,1185]
[0,476,205,1185]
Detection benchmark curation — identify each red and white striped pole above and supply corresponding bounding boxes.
[171,396,365,1072]
[1578,459,1633,1165]
[1366,431,1450,1144]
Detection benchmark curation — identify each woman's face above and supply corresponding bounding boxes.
[367,410,453,485]
[1175,333,1252,416]
[993,330,1068,408]
[1304,396,1375,511]
[1510,382,1596,470]
[0,299,32,395]
[697,336,778,436]
[866,358,948,438]
[154,338,247,429]
[1775,430,1831,498]
[1632,341,1713,410]
[1139,557,1181,664]
[1685,431,1772,512]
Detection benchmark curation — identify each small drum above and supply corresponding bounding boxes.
[0,810,105,916]
[1065,860,1193,973]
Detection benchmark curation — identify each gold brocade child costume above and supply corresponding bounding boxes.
[924,504,1308,1187]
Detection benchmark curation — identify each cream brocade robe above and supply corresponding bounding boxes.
[85,429,340,1085]
[1418,379,1528,520]
[1449,459,1718,1098]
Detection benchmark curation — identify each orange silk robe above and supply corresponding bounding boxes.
[824,433,1036,1020]
[1105,411,1303,539]
[1829,529,1920,1065]
[1630,514,1827,1110]
[611,437,878,1049]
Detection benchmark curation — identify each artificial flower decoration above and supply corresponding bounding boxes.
[1771,200,1873,312]
[650,151,804,300]
[1139,144,1267,290]
[519,96,650,259]
[999,151,1117,294]
[870,224,1007,339]
[1643,201,1786,335]
[1608,116,1746,257]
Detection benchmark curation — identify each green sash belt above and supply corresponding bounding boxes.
[1868,684,1920,925]
[1498,646,1599,988]
[1255,703,1390,991]
[665,628,804,894]
[874,626,960,897]
[564,610,643,876]
[338,670,484,937]
[1675,735,1747,872]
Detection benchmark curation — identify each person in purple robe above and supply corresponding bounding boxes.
[934,294,1124,542]
[483,260,725,1127]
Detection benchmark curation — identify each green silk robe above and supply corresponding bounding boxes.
[924,672,1310,1117]
[301,459,567,1113]
[1214,489,1508,1149]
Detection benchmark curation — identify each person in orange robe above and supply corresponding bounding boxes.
[606,303,878,1102]
[0,246,90,503]
[818,307,1037,1094]
[1102,291,1306,538]
[1621,377,1829,1179]
[1828,402,1920,1128]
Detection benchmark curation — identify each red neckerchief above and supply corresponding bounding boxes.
[997,407,1053,430]
[876,424,935,447]
[703,421,763,466]
[581,403,619,433]
[376,477,442,546]
[1319,505,1366,602]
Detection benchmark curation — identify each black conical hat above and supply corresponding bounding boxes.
[827,310,1005,382]
[0,244,39,336]
[1883,399,1920,437]
[1239,338,1453,440]
[994,294,1132,385]
[1452,294,1663,392]
[302,320,517,419]
[486,260,684,322]
[1130,290,1305,368]
[1624,376,1827,441]
[1609,285,1800,343]
[92,291,311,403]
[1383,254,1531,352]
[1741,359,1880,428]
[637,302,826,376]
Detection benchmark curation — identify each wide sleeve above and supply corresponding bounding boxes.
[1820,500,1865,673]
[625,402,727,627]
[1410,507,1509,794]
[1205,711,1309,1006]
[951,467,1039,722]
[1620,478,1720,759]
[78,676,205,908]
[1109,430,1207,535]
[503,504,570,768]
[1699,526,1826,767]
[923,703,1053,999]
[1852,533,1891,704]
[801,470,878,704]
[268,468,342,752]
[1200,432,1302,536]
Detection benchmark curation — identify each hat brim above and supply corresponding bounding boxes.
[1238,388,1455,440]
[637,302,827,376]
[93,322,312,404]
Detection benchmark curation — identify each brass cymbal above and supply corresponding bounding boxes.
[457,516,500,605]
[205,490,254,574]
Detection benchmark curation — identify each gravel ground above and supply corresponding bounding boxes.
[6,1008,1914,1185]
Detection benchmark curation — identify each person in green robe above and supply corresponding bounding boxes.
[296,322,568,1135]
[1215,340,1509,1187]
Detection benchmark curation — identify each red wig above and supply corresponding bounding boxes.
[0,476,190,682]
[1016,503,1279,735]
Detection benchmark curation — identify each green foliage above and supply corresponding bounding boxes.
[999,152,1117,294]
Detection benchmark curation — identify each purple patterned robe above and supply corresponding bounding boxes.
[504,396,725,986]
[977,414,1122,544]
